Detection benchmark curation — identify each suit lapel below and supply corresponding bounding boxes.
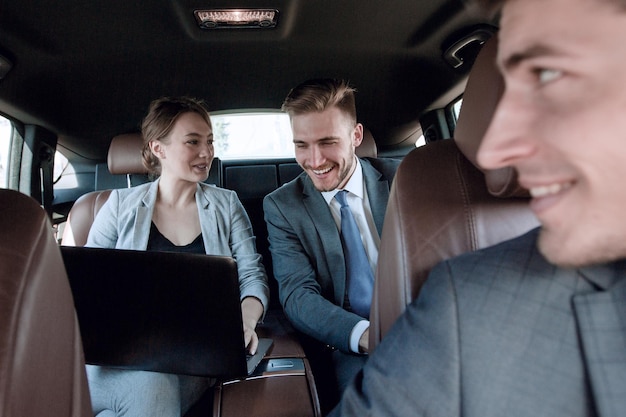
[196,183,218,254]
[133,180,159,249]
[573,263,626,417]
[299,160,393,305]
[362,159,390,236]
[302,176,346,305]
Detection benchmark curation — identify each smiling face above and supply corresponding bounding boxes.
[292,106,363,192]
[477,0,626,267]
[150,111,214,184]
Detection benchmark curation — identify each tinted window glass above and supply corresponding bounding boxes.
[0,115,12,189]
[211,111,294,160]
[452,98,463,122]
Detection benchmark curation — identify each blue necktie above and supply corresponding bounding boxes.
[335,190,374,319]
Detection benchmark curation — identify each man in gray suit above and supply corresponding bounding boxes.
[330,0,626,416]
[263,79,400,409]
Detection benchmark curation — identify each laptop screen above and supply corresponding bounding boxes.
[61,246,251,378]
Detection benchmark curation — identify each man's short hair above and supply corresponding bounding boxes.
[281,78,358,125]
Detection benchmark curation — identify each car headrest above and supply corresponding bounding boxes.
[356,127,377,158]
[107,133,147,175]
[110,127,376,173]
[453,36,528,198]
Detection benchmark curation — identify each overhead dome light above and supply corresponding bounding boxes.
[194,9,278,29]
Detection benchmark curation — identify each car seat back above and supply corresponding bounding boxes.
[0,189,92,416]
[61,133,147,246]
[369,37,540,348]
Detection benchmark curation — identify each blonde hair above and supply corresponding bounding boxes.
[281,78,357,125]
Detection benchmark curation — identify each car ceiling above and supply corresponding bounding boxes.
[0,0,493,160]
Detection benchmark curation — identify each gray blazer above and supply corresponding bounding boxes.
[87,179,269,312]
[332,227,626,417]
[263,158,400,352]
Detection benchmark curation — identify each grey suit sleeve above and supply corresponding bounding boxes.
[263,193,362,352]
[331,261,461,416]
[227,192,270,315]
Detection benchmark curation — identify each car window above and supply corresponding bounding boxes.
[211,111,294,160]
[0,115,12,189]
[53,149,70,184]
[452,98,463,123]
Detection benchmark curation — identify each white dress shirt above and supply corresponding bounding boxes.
[322,158,377,353]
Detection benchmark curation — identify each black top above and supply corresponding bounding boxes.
[147,222,205,254]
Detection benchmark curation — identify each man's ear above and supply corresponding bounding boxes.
[353,123,364,147]
[150,140,165,159]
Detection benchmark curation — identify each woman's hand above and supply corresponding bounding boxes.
[241,297,264,354]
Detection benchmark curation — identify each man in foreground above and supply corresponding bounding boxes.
[330,0,626,415]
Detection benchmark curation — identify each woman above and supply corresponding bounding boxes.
[86,96,269,416]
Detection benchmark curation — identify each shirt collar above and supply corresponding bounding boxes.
[321,157,364,205]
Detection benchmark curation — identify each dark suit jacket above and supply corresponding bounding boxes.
[332,228,626,417]
[263,157,400,353]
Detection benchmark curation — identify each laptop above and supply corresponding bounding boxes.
[60,246,272,379]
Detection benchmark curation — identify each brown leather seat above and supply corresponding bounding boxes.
[356,127,377,158]
[0,189,92,416]
[369,37,540,349]
[61,133,147,246]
